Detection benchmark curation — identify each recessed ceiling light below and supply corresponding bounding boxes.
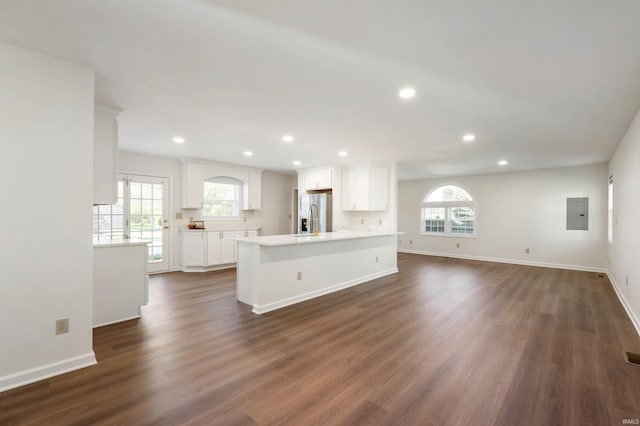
[498,160,508,166]
[398,87,416,99]
[338,151,348,157]
[243,151,253,157]
[462,134,476,142]
[282,134,294,143]
[172,137,185,144]
[293,160,301,166]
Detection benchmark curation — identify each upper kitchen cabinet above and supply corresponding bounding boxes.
[302,167,333,191]
[181,161,204,209]
[93,105,123,205]
[342,166,389,211]
[242,171,262,210]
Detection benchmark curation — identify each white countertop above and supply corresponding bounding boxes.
[179,227,261,232]
[233,231,401,247]
[93,238,150,248]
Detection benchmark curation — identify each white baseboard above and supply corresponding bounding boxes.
[252,268,399,315]
[607,272,640,338]
[93,314,141,329]
[398,249,608,273]
[178,264,237,273]
[0,352,97,393]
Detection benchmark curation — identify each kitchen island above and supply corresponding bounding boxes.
[93,239,149,327]
[235,231,399,314]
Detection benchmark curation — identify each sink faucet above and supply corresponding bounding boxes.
[308,203,319,235]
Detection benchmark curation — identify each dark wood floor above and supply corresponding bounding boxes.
[2,253,640,425]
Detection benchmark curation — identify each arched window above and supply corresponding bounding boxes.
[421,185,476,236]
[203,176,242,218]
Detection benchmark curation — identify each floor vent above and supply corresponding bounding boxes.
[596,273,605,278]
[624,351,640,366]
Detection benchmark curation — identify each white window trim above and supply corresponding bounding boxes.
[203,177,242,219]
[420,195,477,238]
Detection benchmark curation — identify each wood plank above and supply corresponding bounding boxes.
[1,254,640,425]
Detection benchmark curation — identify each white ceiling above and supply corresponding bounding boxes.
[1,0,639,179]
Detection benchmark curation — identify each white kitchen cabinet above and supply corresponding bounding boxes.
[206,231,222,265]
[93,105,122,205]
[207,230,236,265]
[242,171,262,210]
[235,229,259,238]
[181,231,206,266]
[220,231,236,264]
[369,167,389,210]
[181,161,204,209]
[180,228,260,271]
[303,168,333,191]
[341,166,389,211]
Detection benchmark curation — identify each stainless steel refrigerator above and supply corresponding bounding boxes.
[299,193,332,233]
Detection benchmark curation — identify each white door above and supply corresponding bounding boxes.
[121,174,171,273]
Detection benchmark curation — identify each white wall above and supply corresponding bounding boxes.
[609,107,640,333]
[398,164,608,271]
[253,171,297,236]
[119,151,296,270]
[0,42,96,390]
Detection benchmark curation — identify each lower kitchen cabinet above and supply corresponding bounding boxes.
[181,231,206,266]
[208,230,236,265]
[180,228,260,272]
[235,229,259,238]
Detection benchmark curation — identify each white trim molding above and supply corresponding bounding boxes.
[607,272,640,338]
[252,268,398,315]
[398,249,608,273]
[0,352,97,393]
[93,315,141,329]
[178,264,237,273]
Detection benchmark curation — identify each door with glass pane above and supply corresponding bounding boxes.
[123,174,170,273]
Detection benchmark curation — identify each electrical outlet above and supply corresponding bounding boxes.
[56,318,69,335]
[525,248,530,254]
[378,219,382,225]
[243,217,247,222]
[456,243,460,248]
[360,219,365,225]
[375,256,379,263]
[175,212,183,220]
[626,277,629,286]
[410,240,413,244]
[297,272,302,281]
